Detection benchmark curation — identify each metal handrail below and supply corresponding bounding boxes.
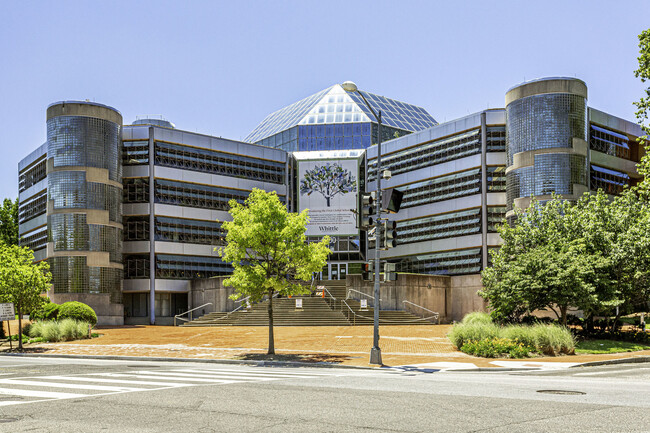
[174,303,212,326]
[403,300,440,324]
[346,288,380,302]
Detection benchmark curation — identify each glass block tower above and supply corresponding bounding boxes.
[46,101,124,304]
[245,84,437,152]
[505,77,589,218]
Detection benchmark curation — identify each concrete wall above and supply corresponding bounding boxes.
[49,293,124,326]
[190,277,238,315]
[346,273,486,323]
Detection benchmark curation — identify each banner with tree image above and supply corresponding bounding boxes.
[298,158,359,236]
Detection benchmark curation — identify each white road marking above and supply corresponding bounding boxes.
[575,367,650,376]
[0,387,86,399]
[0,366,342,408]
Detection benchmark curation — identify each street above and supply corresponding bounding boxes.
[0,356,648,432]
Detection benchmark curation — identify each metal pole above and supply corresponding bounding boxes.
[370,110,382,365]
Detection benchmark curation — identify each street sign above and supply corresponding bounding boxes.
[295,298,303,309]
[360,299,368,310]
[0,303,15,321]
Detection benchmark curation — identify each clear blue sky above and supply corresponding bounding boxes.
[2,1,649,200]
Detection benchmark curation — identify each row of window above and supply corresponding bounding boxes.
[394,247,483,276]
[123,140,149,165]
[49,213,123,263]
[154,141,285,184]
[401,168,482,208]
[590,165,631,195]
[124,215,226,246]
[19,159,47,193]
[19,192,46,224]
[19,228,47,251]
[368,127,506,182]
[48,171,122,222]
[124,254,232,280]
[589,125,631,160]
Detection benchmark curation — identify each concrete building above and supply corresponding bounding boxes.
[18,77,645,325]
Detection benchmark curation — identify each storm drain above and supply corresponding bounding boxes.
[537,390,586,395]
[0,417,19,423]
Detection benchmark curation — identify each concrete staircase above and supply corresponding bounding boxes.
[183,279,435,327]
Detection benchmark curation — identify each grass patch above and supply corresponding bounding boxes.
[27,320,92,342]
[576,339,650,354]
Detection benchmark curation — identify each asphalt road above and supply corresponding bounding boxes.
[0,356,648,432]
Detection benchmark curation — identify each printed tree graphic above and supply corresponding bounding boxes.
[300,163,357,207]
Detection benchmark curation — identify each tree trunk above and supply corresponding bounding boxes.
[17,304,23,352]
[560,305,567,328]
[267,290,275,355]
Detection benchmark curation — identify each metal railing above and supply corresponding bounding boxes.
[403,300,440,324]
[174,303,212,326]
[346,288,381,307]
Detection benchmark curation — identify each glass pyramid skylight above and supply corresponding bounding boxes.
[245,84,437,143]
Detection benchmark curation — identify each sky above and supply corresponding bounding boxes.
[1,0,649,200]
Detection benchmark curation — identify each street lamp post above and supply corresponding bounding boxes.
[342,81,382,365]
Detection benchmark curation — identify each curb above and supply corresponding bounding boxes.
[0,352,378,370]
[570,356,650,368]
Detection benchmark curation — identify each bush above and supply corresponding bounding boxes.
[461,338,534,358]
[461,312,494,325]
[28,320,91,342]
[58,302,97,326]
[41,321,63,342]
[449,312,575,356]
[30,302,60,322]
[448,321,500,350]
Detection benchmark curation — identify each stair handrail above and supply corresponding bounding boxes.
[174,303,212,326]
[403,300,440,324]
[207,292,281,324]
[346,288,381,305]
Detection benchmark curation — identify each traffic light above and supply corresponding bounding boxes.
[362,261,374,281]
[381,188,404,214]
[383,220,397,249]
[383,262,397,282]
[359,192,375,229]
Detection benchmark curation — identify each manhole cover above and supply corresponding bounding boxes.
[537,390,586,395]
[0,417,19,423]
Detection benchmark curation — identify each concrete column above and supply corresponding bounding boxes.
[148,127,156,325]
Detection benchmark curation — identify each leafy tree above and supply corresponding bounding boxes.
[481,197,598,326]
[0,245,51,350]
[300,163,356,207]
[218,189,331,354]
[0,198,19,246]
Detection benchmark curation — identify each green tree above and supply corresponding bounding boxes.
[481,197,597,326]
[0,244,51,350]
[218,189,331,355]
[0,198,19,246]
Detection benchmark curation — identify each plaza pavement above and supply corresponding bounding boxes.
[2,321,650,370]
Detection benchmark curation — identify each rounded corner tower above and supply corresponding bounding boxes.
[46,101,124,306]
[505,77,589,219]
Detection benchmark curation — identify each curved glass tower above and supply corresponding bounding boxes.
[505,77,589,218]
[46,101,124,303]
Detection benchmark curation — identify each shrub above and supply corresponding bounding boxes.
[30,302,60,322]
[462,312,493,325]
[532,324,575,355]
[448,321,500,349]
[58,302,97,326]
[28,320,92,342]
[41,321,63,342]
[461,338,533,358]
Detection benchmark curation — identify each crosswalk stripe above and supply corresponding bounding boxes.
[170,368,318,378]
[38,376,189,388]
[0,387,87,399]
[0,379,142,392]
[172,368,331,377]
[124,371,279,381]
[98,373,240,383]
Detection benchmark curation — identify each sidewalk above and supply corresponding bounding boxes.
[3,323,650,369]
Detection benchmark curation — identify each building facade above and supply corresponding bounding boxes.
[18,77,645,324]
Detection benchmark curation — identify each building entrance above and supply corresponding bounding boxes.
[328,263,347,280]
